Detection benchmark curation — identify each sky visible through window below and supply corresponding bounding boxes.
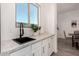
[30,4,38,24]
[16,3,38,24]
[16,3,28,23]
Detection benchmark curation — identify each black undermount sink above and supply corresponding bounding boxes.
[13,37,36,44]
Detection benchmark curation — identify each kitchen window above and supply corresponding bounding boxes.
[16,3,39,28]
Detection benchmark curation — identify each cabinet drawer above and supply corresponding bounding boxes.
[10,46,32,56]
[32,42,41,50]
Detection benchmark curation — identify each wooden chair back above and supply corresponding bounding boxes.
[74,31,79,43]
[64,31,67,39]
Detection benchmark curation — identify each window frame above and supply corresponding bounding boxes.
[15,3,40,28]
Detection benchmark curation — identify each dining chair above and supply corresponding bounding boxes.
[74,31,79,49]
[63,30,68,46]
[64,31,67,40]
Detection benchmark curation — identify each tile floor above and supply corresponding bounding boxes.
[53,38,79,56]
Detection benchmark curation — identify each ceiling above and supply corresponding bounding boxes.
[57,3,79,14]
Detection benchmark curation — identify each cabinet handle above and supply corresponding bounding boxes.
[49,43,50,48]
[33,53,35,56]
[43,47,44,53]
[51,36,54,39]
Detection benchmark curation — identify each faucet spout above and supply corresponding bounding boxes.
[20,23,24,38]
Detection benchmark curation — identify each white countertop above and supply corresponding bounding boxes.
[1,33,55,55]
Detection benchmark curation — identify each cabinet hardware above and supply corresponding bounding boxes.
[49,43,50,48]
[33,53,35,56]
[43,47,44,53]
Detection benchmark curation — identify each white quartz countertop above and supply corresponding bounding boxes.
[1,33,55,55]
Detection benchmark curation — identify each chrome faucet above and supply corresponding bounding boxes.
[20,23,24,38]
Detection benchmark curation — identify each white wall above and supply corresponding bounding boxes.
[57,9,79,38]
[0,3,57,53]
[1,3,57,40]
[40,3,57,35]
[1,3,33,41]
[1,3,57,52]
[40,3,57,53]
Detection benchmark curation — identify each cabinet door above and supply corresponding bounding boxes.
[41,39,49,56]
[52,35,57,53]
[32,47,41,56]
[10,46,32,56]
[48,43,51,56]
[51,36,54,52]
[32,41,42,56]
[42,44,48,56]
[48,38,53,56]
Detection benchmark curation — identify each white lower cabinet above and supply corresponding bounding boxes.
[51,36,54,52]
[10,46,32,56]
[32,42,42,56]
[32,47,42,56]
[41,44,48,56]
[10,36,55,56]
[41,39,49,56]
[48,38,52,55]
[48,37,54,56]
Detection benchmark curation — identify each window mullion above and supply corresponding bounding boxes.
[22,3,24,23]
[28,3,30,27]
